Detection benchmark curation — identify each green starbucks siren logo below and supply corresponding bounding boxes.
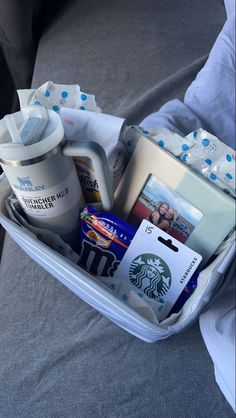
[129,253,171,300]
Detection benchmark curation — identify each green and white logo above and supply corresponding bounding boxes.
[129,253,171,300]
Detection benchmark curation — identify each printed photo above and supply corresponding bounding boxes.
[127,174,203,243]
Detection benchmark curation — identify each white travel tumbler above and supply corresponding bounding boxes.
[0,106,113,244]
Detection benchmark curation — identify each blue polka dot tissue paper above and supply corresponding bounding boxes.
[183,129,235,197]
[138,126,235,197]
[17,81,101,113]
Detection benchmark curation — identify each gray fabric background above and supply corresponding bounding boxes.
[31,0,225,124]
[0,1,235,417]
[0,0,44,89]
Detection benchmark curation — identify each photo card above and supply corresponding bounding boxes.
[128,174,203,244]
[114,134,235,267]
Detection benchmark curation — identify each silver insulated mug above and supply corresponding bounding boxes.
[0,106,113,241]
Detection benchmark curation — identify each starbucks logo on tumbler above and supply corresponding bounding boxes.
[129,253,171,300]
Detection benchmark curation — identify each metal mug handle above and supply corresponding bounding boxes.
[63,140,114,211]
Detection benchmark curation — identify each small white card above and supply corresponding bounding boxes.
[114,220,202,321]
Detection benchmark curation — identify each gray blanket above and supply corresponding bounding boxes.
[0,1,235,417]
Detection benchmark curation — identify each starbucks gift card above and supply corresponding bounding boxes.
[114,220,202,322]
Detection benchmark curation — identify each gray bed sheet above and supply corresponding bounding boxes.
[0,1,235,417]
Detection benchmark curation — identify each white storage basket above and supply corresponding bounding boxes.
[0,175,235,343]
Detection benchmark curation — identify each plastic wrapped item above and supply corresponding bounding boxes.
[78,205,137,276]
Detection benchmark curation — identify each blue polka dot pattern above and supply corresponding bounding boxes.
[193,130,198,138]
[80,106,85,110]
[182,144,189,151]
[138,292,144,298]
[142,130,150,135]
[81,93,87,101]
[122,294,128,301]
[226,154,232,162]
[210,173,217,180]
[34,101,41,106]
[205,159,212,165]
[226,173,233,180]
[182,154,188,162]
[61,91,68,98]
[202,138,210,147]
[159,140,165,147]
[45,90,50,97]
[52,105,59,111]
